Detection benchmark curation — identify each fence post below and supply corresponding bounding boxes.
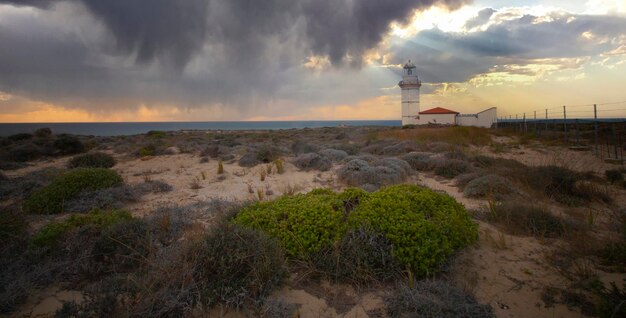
[545,109,548,134]
[612,124,618,160]
[523,113,526,133]
[563,105,567,142]
[594,104,598,155]
[575,119,579,145]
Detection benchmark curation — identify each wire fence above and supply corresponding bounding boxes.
[494,102,626,164]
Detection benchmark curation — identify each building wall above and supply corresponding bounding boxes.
[456,107,497,128]
[418,113,456,125]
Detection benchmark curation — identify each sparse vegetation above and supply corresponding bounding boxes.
[605,169,624,184]
[434,159,471,178]
[190,222,286,308]
[293,153,332,171]
[463,174,515,199]
[32,209,133,247]
[23,168,124,214]
[274,158,284,174]
[380,126,492,146]
[484,201,566,237]
[68,152,116,169]
[54,135,85,155]
[217,160,224,174]
[337,158,411,189]
[385,281,494,318]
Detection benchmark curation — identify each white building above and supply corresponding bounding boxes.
[415,106,498,128]
[398,60,421,126]
[456,107,498,128]
[417,107,459,125]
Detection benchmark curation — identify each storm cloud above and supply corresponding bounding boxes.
[1,1,625,118]
[0,0,466,111]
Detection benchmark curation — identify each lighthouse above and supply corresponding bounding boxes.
[398,60,421,126]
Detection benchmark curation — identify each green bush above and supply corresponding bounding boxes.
[235,185,477,278]
[23,168,123,214]
[139,144,156,157]
[348,185,477,276]
[146,130,167,139]
[234,191,346,257]
[191,222,285,308]
[68,152,116,169]
[32,209,132,246]
[54,135,85,155]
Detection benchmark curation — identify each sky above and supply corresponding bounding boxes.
[0,0,625,122]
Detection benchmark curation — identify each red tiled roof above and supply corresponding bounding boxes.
[419,107,459,115]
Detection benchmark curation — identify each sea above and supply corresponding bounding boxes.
[0,120,401,137]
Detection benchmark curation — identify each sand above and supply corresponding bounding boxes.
[7,137,626,318]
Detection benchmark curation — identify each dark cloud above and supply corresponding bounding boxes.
[0,0,466,111]
[464,8,495,29]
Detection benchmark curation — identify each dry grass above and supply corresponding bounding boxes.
[379,126,492,146]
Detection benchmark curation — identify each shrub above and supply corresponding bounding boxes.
[68,152,116,169]
[8,144,43,162]
[234,191,345,256]
[463,174,515,199]
[91,219,152,274]
[348,185,477,277]
[524,165,603,205]
[7,133,33,142]
[599,241,626,271]
[274,158,284,174]
[291,140,317,155]
[256,145,279,163]
[54,135,85,155]
[191,223,286,308]
[381,141,420,155]
[337,158,410,189]
[146,130,167,138]
[434,159,471,178]
[605,169,624,184]
[23,168,123,214]
[0,167,64,199]
[32,209,132,246]
[0,207,27,244]
[379,126,492,146]
[485,201,565,237]
[139,144,156,157]
[312,227,402,284]
[400,152,434,171]
[385,281,494,318]
[238,151,261,167]
[593,281,626,318]
[293,153,332,171]
[217,160,224,174]
[318,148,348,162]
[34,127,52,138]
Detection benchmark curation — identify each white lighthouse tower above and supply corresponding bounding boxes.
[398,60,421,126]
